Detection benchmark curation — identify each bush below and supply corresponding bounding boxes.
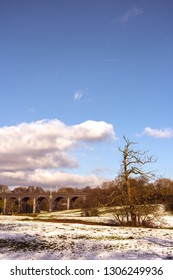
[165,196,173,212]
[81,208,99,217]
[113,204,161,227]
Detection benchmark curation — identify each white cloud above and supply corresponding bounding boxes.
[142,127,173,138]
[121,7,143,24]
[72,120,116,142]
[0,119,116,187]
[73,90,83,102]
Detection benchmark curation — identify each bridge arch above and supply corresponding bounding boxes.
[0,198,4,213]
[36,196,49,212]
[21,196,33,213]
[70,195,83,209]
[53,196,66,211]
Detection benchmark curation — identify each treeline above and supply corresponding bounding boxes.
[79,177,173,215]
[0,185,85,194]
[2,176,173,213]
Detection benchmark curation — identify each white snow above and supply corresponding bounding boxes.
[0,213,173,260]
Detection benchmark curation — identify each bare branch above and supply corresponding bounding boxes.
[119,136,157,203]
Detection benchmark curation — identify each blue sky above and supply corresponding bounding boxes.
[0,0,173,188]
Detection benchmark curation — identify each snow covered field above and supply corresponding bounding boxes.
[0,212,173,260]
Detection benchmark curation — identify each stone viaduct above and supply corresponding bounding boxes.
[0,191,86,214]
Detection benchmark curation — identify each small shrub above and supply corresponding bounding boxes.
[81,208,99,217]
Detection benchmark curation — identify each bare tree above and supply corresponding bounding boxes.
[113,136,159,227]
[119,136,156,204]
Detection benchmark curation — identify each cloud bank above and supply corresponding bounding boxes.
[142,127,173,138]
[0,119,116,187]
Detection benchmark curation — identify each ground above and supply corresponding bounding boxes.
[0,210,173,260]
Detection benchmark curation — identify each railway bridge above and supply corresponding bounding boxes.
[0,191,86,214]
